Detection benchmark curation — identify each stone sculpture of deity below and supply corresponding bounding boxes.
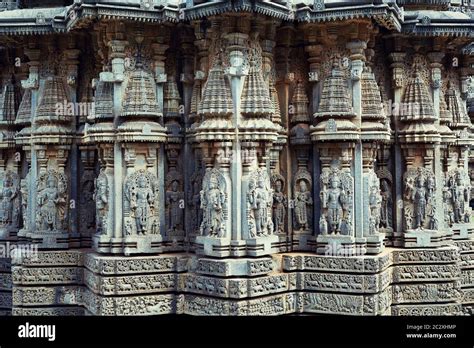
[320,166,353,236]
[379,179,392,229]
[200,170,226,237]
[36,172,67,232]
[294,179,313,231]
[368,179,382,235]
[271,174,286,234]
[404,168,436,231]
[413,175,428,229]
[0,173,18,226]
[95,171,108,235]
[247,170,273,238]
[166,179,184,234]
[321,174,347,234]
[444,170,471,225]
[130,174,155,235]
[20,173,29,230]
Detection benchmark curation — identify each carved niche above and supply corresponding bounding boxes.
[35,170,68,232]
[403,167,437,231]
[0,170,20,229]
[247,168,273,238]
[293,168,313,232]
[165,169,184,236]
[124,169,160,236]
[199,168,227,238]
[376,168,393,232]
[79,171,96,234]
[319,167,353,236]
[94,169,109,235]
[444,168,471,226]
[367,171,382,236]
[20,171,29,230]
[271,173,287,234]
[188,169,203,235]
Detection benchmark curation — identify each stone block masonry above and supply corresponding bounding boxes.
[0,0,473,315]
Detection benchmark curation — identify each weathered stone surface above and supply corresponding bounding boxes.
[0,0,472,317]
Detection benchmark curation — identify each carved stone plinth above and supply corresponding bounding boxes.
[316,234,357,256]
[83,252,187,316]
[451,222,474,240]
[11,250,83,315]
[453,238,474,314]
[245,235,279,257]
[190,256,274,277]
[19,231,70,249]
[366,233,385,255]
[397,229,450,248]
[195,236,231,258]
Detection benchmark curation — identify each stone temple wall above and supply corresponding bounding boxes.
[0,0,472,315]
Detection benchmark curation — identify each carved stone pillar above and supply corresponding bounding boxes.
[16,42,40,243]
[397,52,447,248]
[192,18,280,257]
[388,49,406,243]
[312,47,360,255]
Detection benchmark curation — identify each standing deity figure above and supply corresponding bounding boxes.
[413,175,427,229]
[272,177,286,234]
[321,174,346,234]
[166,179,184,233]
[20,174,29,230]
[95,172,108,235]
[200,173,226,237]
[451,172,468,223]
[0,176,17,225]
[37,175,64,231]
[294,180,313,231]
[130,175,155,235]
[248,177,272,237]
[380,180,391,229]
[368,184,381,235]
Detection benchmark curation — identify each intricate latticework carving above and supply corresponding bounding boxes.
[240,41,273,118]
[316,61,354,118]
[290,81,310,124]
[198,55,233,117]
[121,68,161,118]
[94,81,114,120]
[446,82,470,129]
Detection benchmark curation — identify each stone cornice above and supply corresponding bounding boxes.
[0,1,472,39]
[402,10,474,37]
[183,0,293,21]
[295,2,403,31]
